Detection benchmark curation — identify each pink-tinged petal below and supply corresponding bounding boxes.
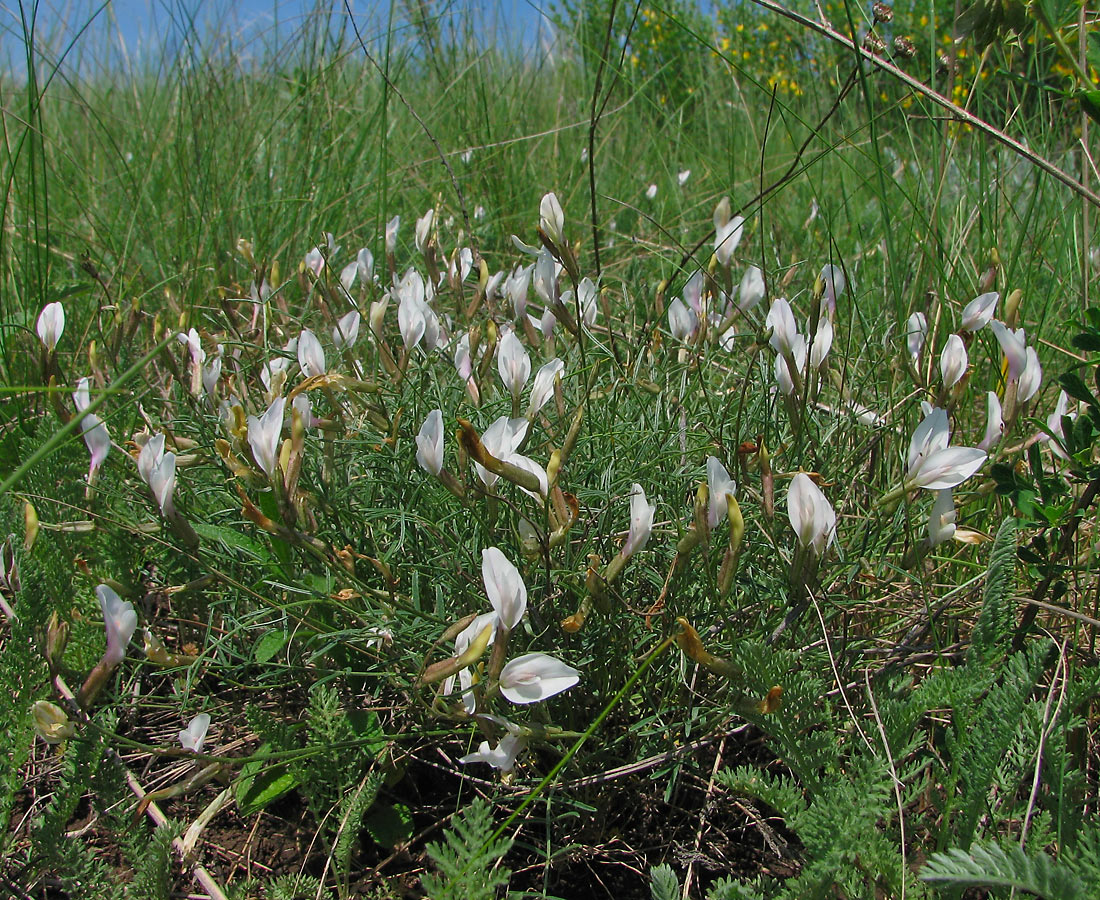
[978,392,1003,452]
[765,298,798,357]
[499,652,580,705]
[179,713,211,753]
[910,447,986,490]
[297,329,326,378]
[416,409,444,476]
[787,472,835,554]
[333,310,361,350]
[907,407,950,474]
[738,265,765,311]
[247,397,286,479]
[939,334,968,389]
[98,584,137,668]
[960,291,998,332]
[497,330,531,398]
[906,312,927,359]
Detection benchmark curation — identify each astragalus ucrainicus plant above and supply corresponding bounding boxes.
[7,3,1100,897]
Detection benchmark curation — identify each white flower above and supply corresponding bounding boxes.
[459,733,526,771]
[775,354,795,395]
[36,302,65,352]
[645,183,658,200]
[787,472,836,554]
[98,584,137,668]
[713,197,744,267]
[416,409,444,476]
[677,169,691,186]
[668,298,698,341]
[1044,390,1072,459]
[977,391,1003,452]
[474,205,486,221]
[385,216,400,255]
[817,264,846,308]
[137,433,166,485]
[148,451,177,516]
[706,456,736,529]
[622,483,655,559]
[926,489,956,547]
[357,247,375,283]
[540,307,556,339]
[415,208,434,253]
[577,277,598,327]
[960,291,998,332]
[497,330,531,399]
[904,407,985,489]
[475,417,528,489]
[248,397,286,479]
[304,247,325,275]
[482,547,527,632]
[332,310,361,350]
[737,266,765,311]
[532,249,558,306]
[292,394,315,429]
[1017,347,1042,403]
[80,411,111,482]
[907,446,986,491]
[449,247,473,284]
[907,407,951,474]
[539,192,565,245]
[177,328,205,367]
[906,311,927,359]
[766,298,799,357]
[340,261,359,292]
[505,264,533,320]
[528,358,564,416]
[179,713,211,754]
[810,317,833,370]
[202,348,223,397]
[939,334,967,389]
[990,320,1027,380]
[499,653,580,704]
[297,329,326,377]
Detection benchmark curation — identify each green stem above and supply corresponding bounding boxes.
[475,635,676,866]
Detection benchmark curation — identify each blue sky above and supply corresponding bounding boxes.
[0,0,555,73]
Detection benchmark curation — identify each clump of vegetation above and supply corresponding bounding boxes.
[2,0,1099,897]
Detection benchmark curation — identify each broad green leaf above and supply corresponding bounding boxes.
[253,629,289,664]
[364,802,413,849]
[235,746,300,815]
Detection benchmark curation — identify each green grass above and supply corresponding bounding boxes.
[2,1,1100,898]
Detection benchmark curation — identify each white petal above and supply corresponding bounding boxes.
[482,547,527,631]
[500,653,580,705]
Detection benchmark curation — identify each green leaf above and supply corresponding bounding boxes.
[364,802,413,849]
[1078,90,1100,128]
[192,522,271,562]
[235,747,300,815]
[253,629,289,664]
[1071,332,1100,353]
[1058,373,1097,409]
[650,864,681,900]
[922,841,1087,899]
